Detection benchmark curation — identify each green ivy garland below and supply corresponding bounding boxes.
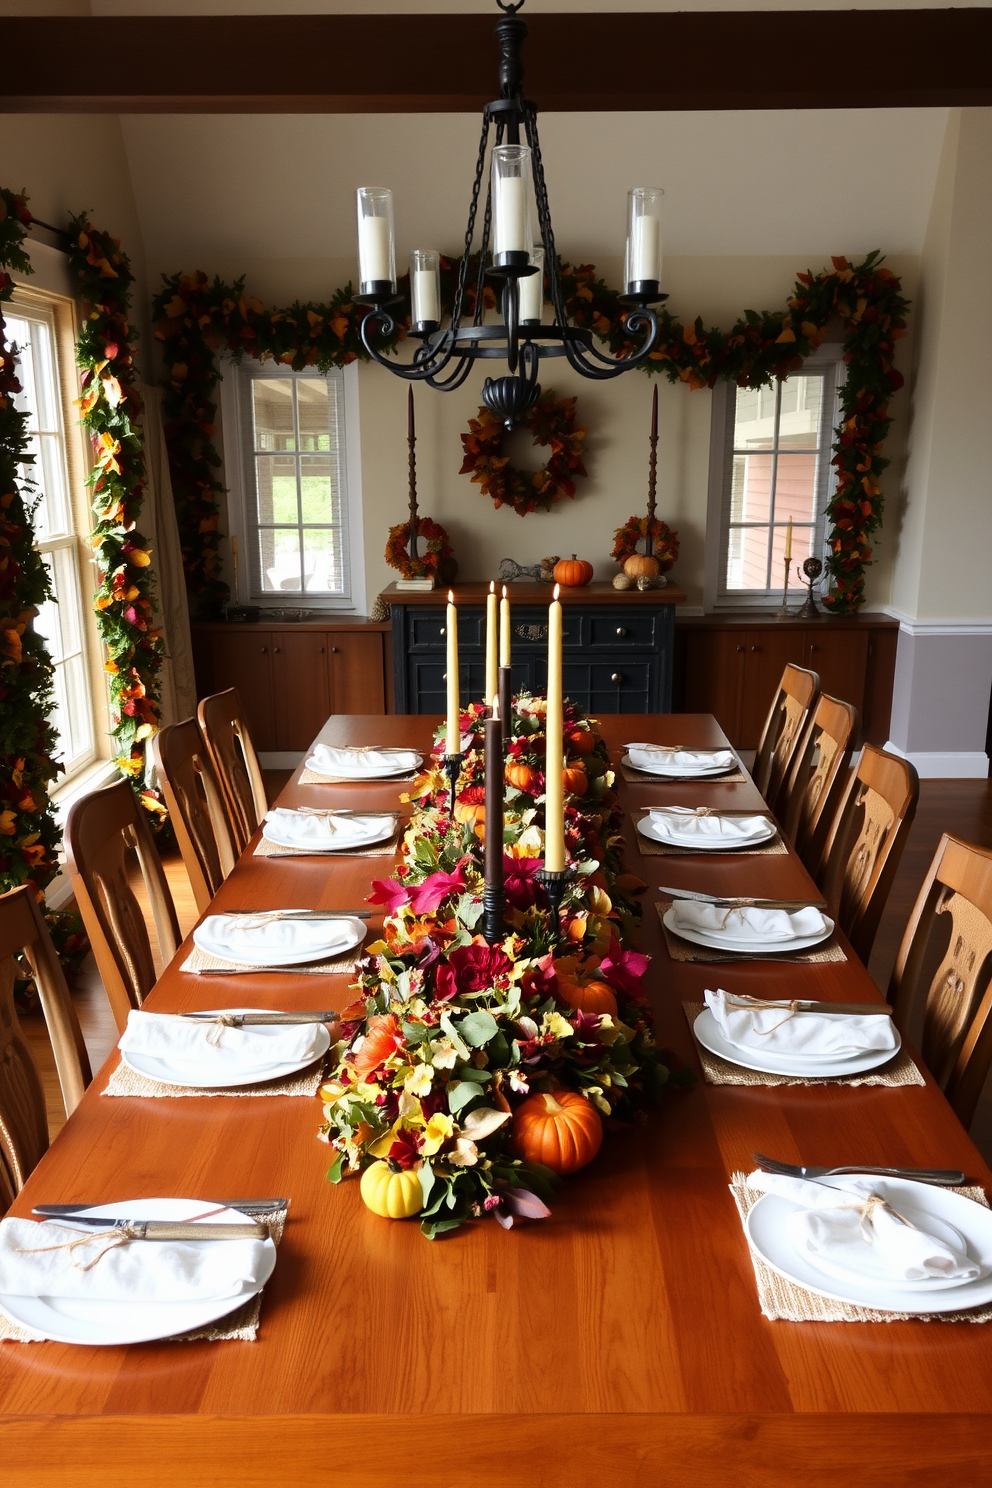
[153,251,907,614]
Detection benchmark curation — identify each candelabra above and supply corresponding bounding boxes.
[537,866,574,937]
[442,752,464,822]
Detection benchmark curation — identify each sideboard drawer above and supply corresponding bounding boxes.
[408,611,484,650]
[588,611,658,650]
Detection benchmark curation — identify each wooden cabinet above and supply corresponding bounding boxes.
[192,620,389,755]
[677,615,898,749]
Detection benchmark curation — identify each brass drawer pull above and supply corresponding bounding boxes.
[616,626,627,637]
[611,672,623,684]
[516,623,548,641]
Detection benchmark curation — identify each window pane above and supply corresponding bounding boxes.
[302,528,344,593]
[252,379,296,452]
[34,546,94,771]
[732,385,775,451]
[258,527,302,592]
[9,313,71,537]
[725,527,771,591]
[779,374,824,451]
[255,454,299,524]
[297,379,331,452]
[729,452,773,523]
[299,454,336,523]
[774,452,821,525]
[771,522,815,580]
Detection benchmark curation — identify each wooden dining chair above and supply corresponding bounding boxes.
[0,952,49,1214]
[889,835,992,1127]
[65,779,181,1033]
[197,687,269,855]
[0,884,91,1129]
[816,743,919,964]
[752,662,820,811]
[780,693,859,870]
[151,718,237,914]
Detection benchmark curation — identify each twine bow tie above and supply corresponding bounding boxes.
[724,993,800,1034]
[16,1222,144,1271]
[835,1191,918,1243]
[204,1014,239,1047]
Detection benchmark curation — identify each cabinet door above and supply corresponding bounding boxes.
[329,633,386,715]
[804,630,868,714]
[271,633,332,751]
[683,631,746,744]
[740,631,807,748]
[209,630,276,750]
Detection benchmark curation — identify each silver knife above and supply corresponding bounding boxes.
[28,1215,266,1239]
[178,1010,337,1026]
[220,910,372,919]
[658,885,827,910]
[33,1199,287,1218]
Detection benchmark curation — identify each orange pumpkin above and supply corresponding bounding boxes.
[553,554,594,587]
[557,977,618,1019]
[562,764,588,796]
[505,761,538,793]
[512,1089,603,1175]
[567,727,596,755]
[623,552,660,580]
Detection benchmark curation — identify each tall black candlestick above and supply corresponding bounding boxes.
[482,705,505,946]
[645,382,658,556]
[498,665,512,734]
[407,386,419,560]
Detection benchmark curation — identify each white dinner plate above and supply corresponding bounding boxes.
[745,1178,992,1313]
[663,906,834,955]
[193,914,366,968]
[0,1199,277,1345]
[261,814,395,852]
[304,753,421,780]
[796,1207,980,1293]
[623,752,737,779]
[120,1008,332,1088]
[637,813,777,851]
[693,1007,902,1078]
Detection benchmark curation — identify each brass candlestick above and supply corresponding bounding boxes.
[775,552,793,618]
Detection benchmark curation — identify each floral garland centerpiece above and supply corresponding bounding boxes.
[319,694,690,1238]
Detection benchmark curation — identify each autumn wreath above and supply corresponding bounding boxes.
[459,390,587,517]
[612,516,680,573]
[385,515,454,581]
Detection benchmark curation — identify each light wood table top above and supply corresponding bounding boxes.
[3,714,991,1487]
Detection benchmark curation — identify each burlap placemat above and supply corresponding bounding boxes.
[655,901,847,964]
[254,828,399,860]
[620,761,747,786]
[102,1055,326,1099]
[730,1174,992,1323]
[683,1002,925,1088]
[0,1208,288,1344]
[299,766,417,785]
[180,942,364,977]
[636,821,787,857]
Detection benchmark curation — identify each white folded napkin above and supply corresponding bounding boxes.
[748,1171,980,1284]
[670,900,828,942]
[308,743,419,776]
[201,912,355,961]
[118,1009,325,1074]
[704,989,899,1057]
[628,744,735,773]
[0,1215,273,1303]
[263,808,385,849]
[649,809,773,844]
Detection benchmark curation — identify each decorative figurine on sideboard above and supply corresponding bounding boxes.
[611,384,680,591]
[384,387,457,591]
[795,555,825,619]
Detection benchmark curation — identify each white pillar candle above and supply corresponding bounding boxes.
[631,213,661,283]
[412,268,440,324]
[544,585,565,873]
[495,175,528,256]
[359,215,391,284]
[499,585,511,668]
[485,581,498,706]
[446,591,460,756]
[519,252,544,322]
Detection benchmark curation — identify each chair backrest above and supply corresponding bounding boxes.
[753,663,820,810]
[781,693,859,869]
[0,952,49,1213]
[196,688,268,855]
[889,835,992,1127]
[0,885,91,1123]
[65,778,181,1032]
[151,719,236,914]
[817,743,919,963]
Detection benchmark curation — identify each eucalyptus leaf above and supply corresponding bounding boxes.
[326,1152,346,1185]
[456,1010,499,1047]
[418,1163,437,1207]
[422,1216,465,1240]
[446,1080,482,1115]
[401,1019,432,1044]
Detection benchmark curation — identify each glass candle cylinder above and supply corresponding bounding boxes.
[492,145,534,263]
[410,248,441,327]
[624,187,664,292]
[518,247,545,324]
[356,187,396,292]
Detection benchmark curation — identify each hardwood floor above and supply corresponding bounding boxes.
[19,773,992,1161]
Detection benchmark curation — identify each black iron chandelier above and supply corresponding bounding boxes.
[354,0,666,430]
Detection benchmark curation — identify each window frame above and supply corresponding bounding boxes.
[220,358,366,615]
[703,345,845,611]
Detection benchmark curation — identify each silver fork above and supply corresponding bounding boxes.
[752,1152,966,1186]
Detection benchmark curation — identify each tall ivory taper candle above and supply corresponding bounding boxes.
[485,581,498,706]
[544,584,565,873]
[499,585,511,668]
[446,590,460,755]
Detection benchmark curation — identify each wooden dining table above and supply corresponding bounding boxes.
[3,712,992,1487]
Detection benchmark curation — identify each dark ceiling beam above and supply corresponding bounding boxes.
[2,10,990,113]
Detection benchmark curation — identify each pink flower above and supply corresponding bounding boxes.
[409,866,466,914]
[598,934,650,1000]
[503,854,546,911]
[367,877,411,913]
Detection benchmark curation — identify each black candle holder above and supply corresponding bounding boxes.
[537,866,574,936]
[442,752,464,822]
[498,666,512,732]
[482,883,505,947]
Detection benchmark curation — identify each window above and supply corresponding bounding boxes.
[9,303,96,781]
[707,352,843,608]
[227,362,363,610]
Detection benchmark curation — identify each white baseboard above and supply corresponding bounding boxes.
[884,741,990,779]
[259,751,306,770]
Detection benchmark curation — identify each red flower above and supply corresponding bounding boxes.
[503,854,546,911]
[368,877,412,913]
[441,941,513,997]
[387,1127,423,1170]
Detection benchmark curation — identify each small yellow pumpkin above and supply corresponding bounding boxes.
[623,553,660,580]
[360,1159,424,1219]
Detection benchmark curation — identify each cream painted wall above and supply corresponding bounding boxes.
[163,250,916,612]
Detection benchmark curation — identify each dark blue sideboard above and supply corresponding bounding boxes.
[382,581,685,715]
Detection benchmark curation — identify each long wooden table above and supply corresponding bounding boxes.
[4,714,992,1486]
